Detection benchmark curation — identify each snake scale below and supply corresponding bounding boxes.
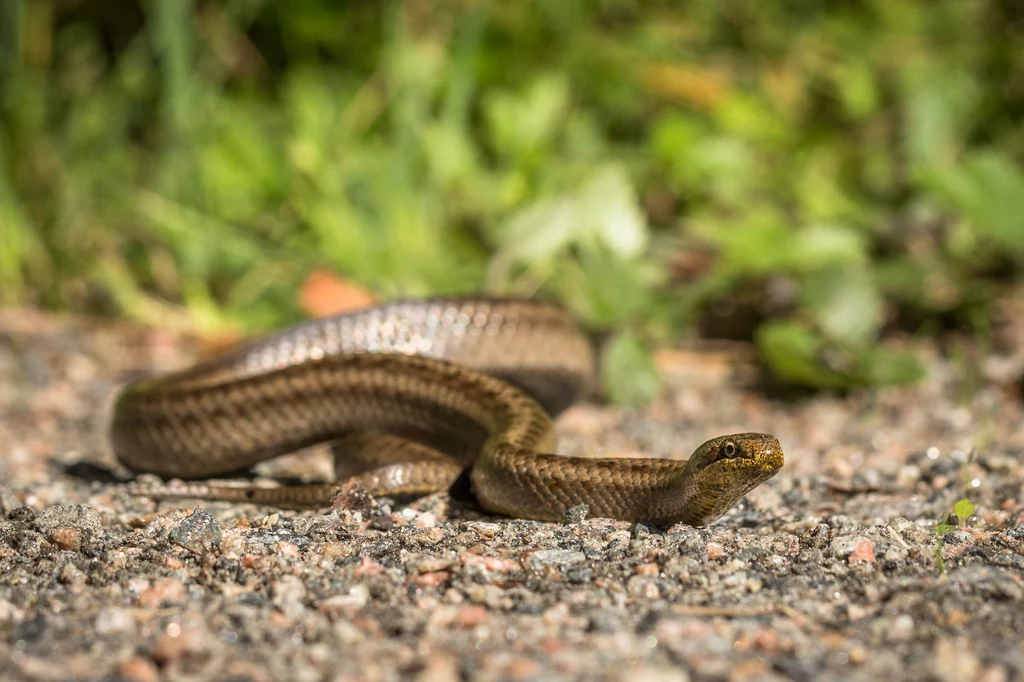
[111,298,784,526]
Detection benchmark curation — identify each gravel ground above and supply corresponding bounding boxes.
[1,309,1023,682]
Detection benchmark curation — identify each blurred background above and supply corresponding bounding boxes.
[2,0,1023,402]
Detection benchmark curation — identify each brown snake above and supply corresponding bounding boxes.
[111,298,784,526]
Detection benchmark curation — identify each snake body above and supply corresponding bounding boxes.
[112,298,783,526]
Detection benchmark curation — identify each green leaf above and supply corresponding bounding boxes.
[484,75,569,160]
[755,321,851,389]
[557,248,662,327]
[422,123,479,187]
[789,224,869,270]
[577,165,648,259]
[493,164,649,268]
[713,91,787,145]
[832,61,879,120]
[498,196,577,262]
[600,332,663,406]
[649,115,756,206]
[755,319,923,389]
[952,498,975,522]
[861,347,926,386]
[691,209,796,276]
[903,66,979,171]
[802,266,883,346]
[920,151,1024,257]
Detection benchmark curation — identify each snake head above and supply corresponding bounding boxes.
[679,432,785,526]
[693,433,783,471]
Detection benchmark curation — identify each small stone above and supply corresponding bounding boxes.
[829,535,874,560]
[58,563,86,588]
[218,534,247,558]
[117,656,159,682]
[417,655,461,682]
[847,540,876,564]
[462,522,501,539]
[889,518,933,545]
[754,628,779,653]
[943,530,974,546]
[454,605,488,628]
[561,504,589,524]
[276,540,301,557]
[706,542,724,560]
[34,505,101,550]
[414,556,458,574]
[48,527,82,551]
[932,636,980,682]
[946,609,971,627]
[151,625,210,665]
[883,545,909,563]
[466,583,512,610]
[977,665,1010,682]
[628,577,661,600]
[0,599,25,624]
[461,553,519,574]
[411,527,445,546]
[353,556,384,576]
[412,512,437,528]
[270,574,307,618]
[332,483,374,515]
[887,613,915,642]
[136,579,186,608]
[318,586,368,617]
[369,514,395,531]
[168,508,221,554]
[527,549,586,571]
[411,571,451,588]
[629,665,689,682]
[502,658,543,681]
[768,533,800,557]
[95,608,135,636]
[315,541,351,561]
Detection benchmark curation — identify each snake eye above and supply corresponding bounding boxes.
[722,441,738,458]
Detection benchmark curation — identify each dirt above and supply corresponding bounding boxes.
[1,308,1022,682]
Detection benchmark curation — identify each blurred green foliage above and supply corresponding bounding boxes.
[2,0,1023,400]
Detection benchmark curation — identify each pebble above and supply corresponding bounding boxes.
[116,657,159,682]
[847,540,876,563]
[168,508,222,554]
[318,586,369,617]
[34,504,101,550]
[527,549,586,570]
[270,575,308,618]
[706,542,725,560]
[829,534,874,559]
[943,529,974,546]
[931,636,981,682]
[630,665,689,682]
[151,625,211,664]
[886,613,915,642]
[561,504,589,523]
[95,607,136,636]
[136,579,186,608]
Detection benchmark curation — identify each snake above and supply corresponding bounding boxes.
[111,297,784,526]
